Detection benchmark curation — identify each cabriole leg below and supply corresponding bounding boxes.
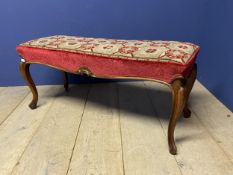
[63,71,69,92]
[19,61,38,109]
[168,79,186,155]
[183,64,197,118]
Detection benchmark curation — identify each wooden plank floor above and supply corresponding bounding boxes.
[0,81,232,175]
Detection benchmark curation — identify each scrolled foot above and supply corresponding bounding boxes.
[183,107,191,118]
[64,84,69,92]
[169,141,177,155]
[29,102,37,109]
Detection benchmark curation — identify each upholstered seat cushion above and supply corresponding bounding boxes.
[16,35,199,83]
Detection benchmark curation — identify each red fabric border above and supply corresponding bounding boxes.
[16,46,199,84]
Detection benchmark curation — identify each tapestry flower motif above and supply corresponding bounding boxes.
[21,35,199,64]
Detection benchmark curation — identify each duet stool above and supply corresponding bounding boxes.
[16,35,200,155]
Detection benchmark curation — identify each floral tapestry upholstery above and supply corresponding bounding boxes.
[16,35,200,83]
[20,35,199,65]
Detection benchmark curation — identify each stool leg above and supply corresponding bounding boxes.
[183,64,197,118]
[19,62,38,109]
[168,79,186,155]
[63,71,69,92]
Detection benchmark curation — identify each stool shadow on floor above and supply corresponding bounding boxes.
[60,82,199,117]
[62,81,171,119]
[39,81,202,144]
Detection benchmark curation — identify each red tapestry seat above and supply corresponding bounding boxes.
[16,35,199,83]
